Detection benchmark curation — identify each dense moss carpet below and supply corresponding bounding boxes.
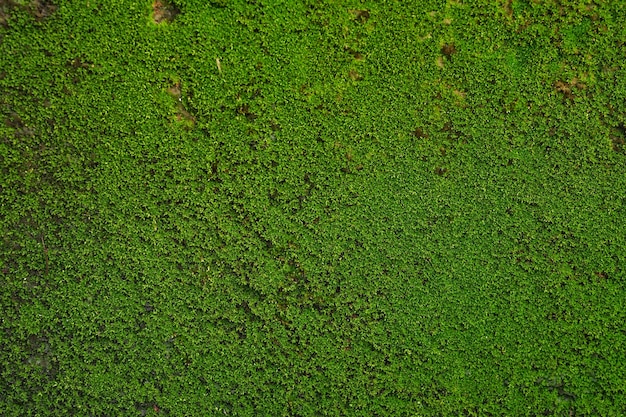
[1,0,625,415]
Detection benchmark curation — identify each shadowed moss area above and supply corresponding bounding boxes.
[1,0,625,415]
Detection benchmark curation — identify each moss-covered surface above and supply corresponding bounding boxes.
[1,0,626,415]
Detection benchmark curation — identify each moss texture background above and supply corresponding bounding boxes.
[1,0,626,415]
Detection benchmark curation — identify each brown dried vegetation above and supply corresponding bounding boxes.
[152,0,179,24]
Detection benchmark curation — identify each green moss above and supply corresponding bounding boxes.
[2,0,626,415]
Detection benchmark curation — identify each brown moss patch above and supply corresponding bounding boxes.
[554,78,586,101]
[0,0,56,25]
[441,43,457,58]
[166,81,195,128]
[349,9,370,24]
[30,0,56,20]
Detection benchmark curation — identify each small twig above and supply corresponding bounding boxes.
[216,57,222,75]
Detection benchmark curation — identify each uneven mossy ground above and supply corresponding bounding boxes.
[1,0,626,415]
